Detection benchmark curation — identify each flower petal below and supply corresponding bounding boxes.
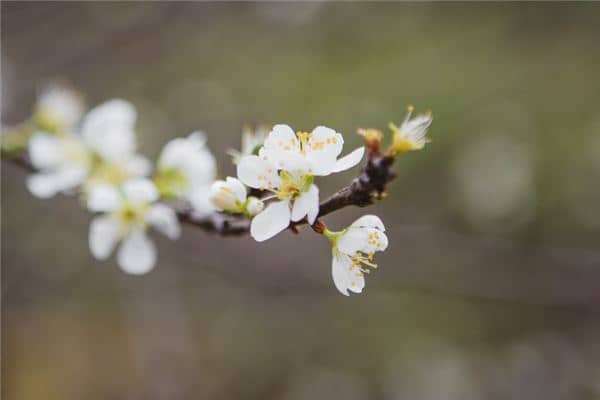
[81,99,137,162]
[26,172,62,198]
[225,177,247,202]
[250,200,290,242]
[332,252,365,296]
[27,166,87,198]
[305,126,344,176]
[87,184,121,212]
[331,147,365,173]
[117,229,156,275]
[28,133,61,170]
[237,155,280,190]
[124,155,152,177]
[291,184,319,224]
[338,226,388,255]
[122,178,159,204]
[349,215,385,231]
[89,216,120,260]
[261,124,301,167]
[147,204,181,240]
[190,184,215,215]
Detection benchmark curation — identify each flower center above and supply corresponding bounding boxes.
[276,170,313,200]
[350,251,378,278]
[154,167,189,198]
[88,161,130,187]
[296,131,312,155]
[116,201,149,232]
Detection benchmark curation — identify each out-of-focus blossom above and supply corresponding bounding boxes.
[155,131,217,215]
[237,124,364,241]
[87,178,180,275]
[324,215,388,296]
[228,124,268,164]
[81,99,151,191]
[209,177,264,217]
[389,106,433,155]
[26,98,151,198]
[34,85,85,134]
[26,132,93,198]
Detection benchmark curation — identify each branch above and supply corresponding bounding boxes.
[2,142,397,236]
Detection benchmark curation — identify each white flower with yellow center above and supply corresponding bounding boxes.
[26,99,151,198]
[154,132,217,214]
[325,215,388,296]
[209,177,264,217]
[259,124,365,175]
[237,124,365,242]
[228,124,268,164]
[80,99,151,191]
[34,84,85,133]
[389,105,433,154]
[87,178,180,275]
[26,132,93,198]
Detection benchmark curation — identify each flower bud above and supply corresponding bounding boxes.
[209,180,243,212]
[245,196,264,216]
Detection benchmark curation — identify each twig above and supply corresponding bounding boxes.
[2,141,397,236]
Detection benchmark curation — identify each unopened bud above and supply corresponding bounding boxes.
[209,180,243,212]
[245,196,264,216]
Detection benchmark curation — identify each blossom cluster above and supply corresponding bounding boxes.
[5,85,432,295]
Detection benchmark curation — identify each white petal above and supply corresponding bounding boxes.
[261,124,301,167]
[250,200,291,242]
[28,133,61,170]
[305,126,344,176]
[158,137,188,168]
[291,184,319,224]
[124,155,152,177]
[278,151,312,174]
[225,177,247,202]
[332,252,365,296]
[189,184,215,215]
[237,155,280,190]
[81,99,137,161]
[147,204,181,240]
[26,166,87,198]
[117,229,156,275]
[338,227,389,255]
[349,215,385,231]
[332,253,351,296]
[122,178,159,204]
[87,184,121,212]
[36,85,84,129]
[187,130,207,146]
[332,147,365,173]
[26,172,62,198]
[89,216,120,260]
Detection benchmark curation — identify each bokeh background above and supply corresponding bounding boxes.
[2,2,600,399]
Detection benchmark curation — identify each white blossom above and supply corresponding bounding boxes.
[237,124,364,241]
[155,131,217,214]
[326,215,388,296]
[34,85,85,133]
[87,178,180,275]
[209,176,264,216]
[390,105,433,154]
[26,132,92,198]
[228,124,268,164]
[26,98,152,198]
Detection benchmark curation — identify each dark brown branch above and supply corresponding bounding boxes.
[2,141,397,236]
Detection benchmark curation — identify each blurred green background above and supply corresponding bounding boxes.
[2,2,600,399]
